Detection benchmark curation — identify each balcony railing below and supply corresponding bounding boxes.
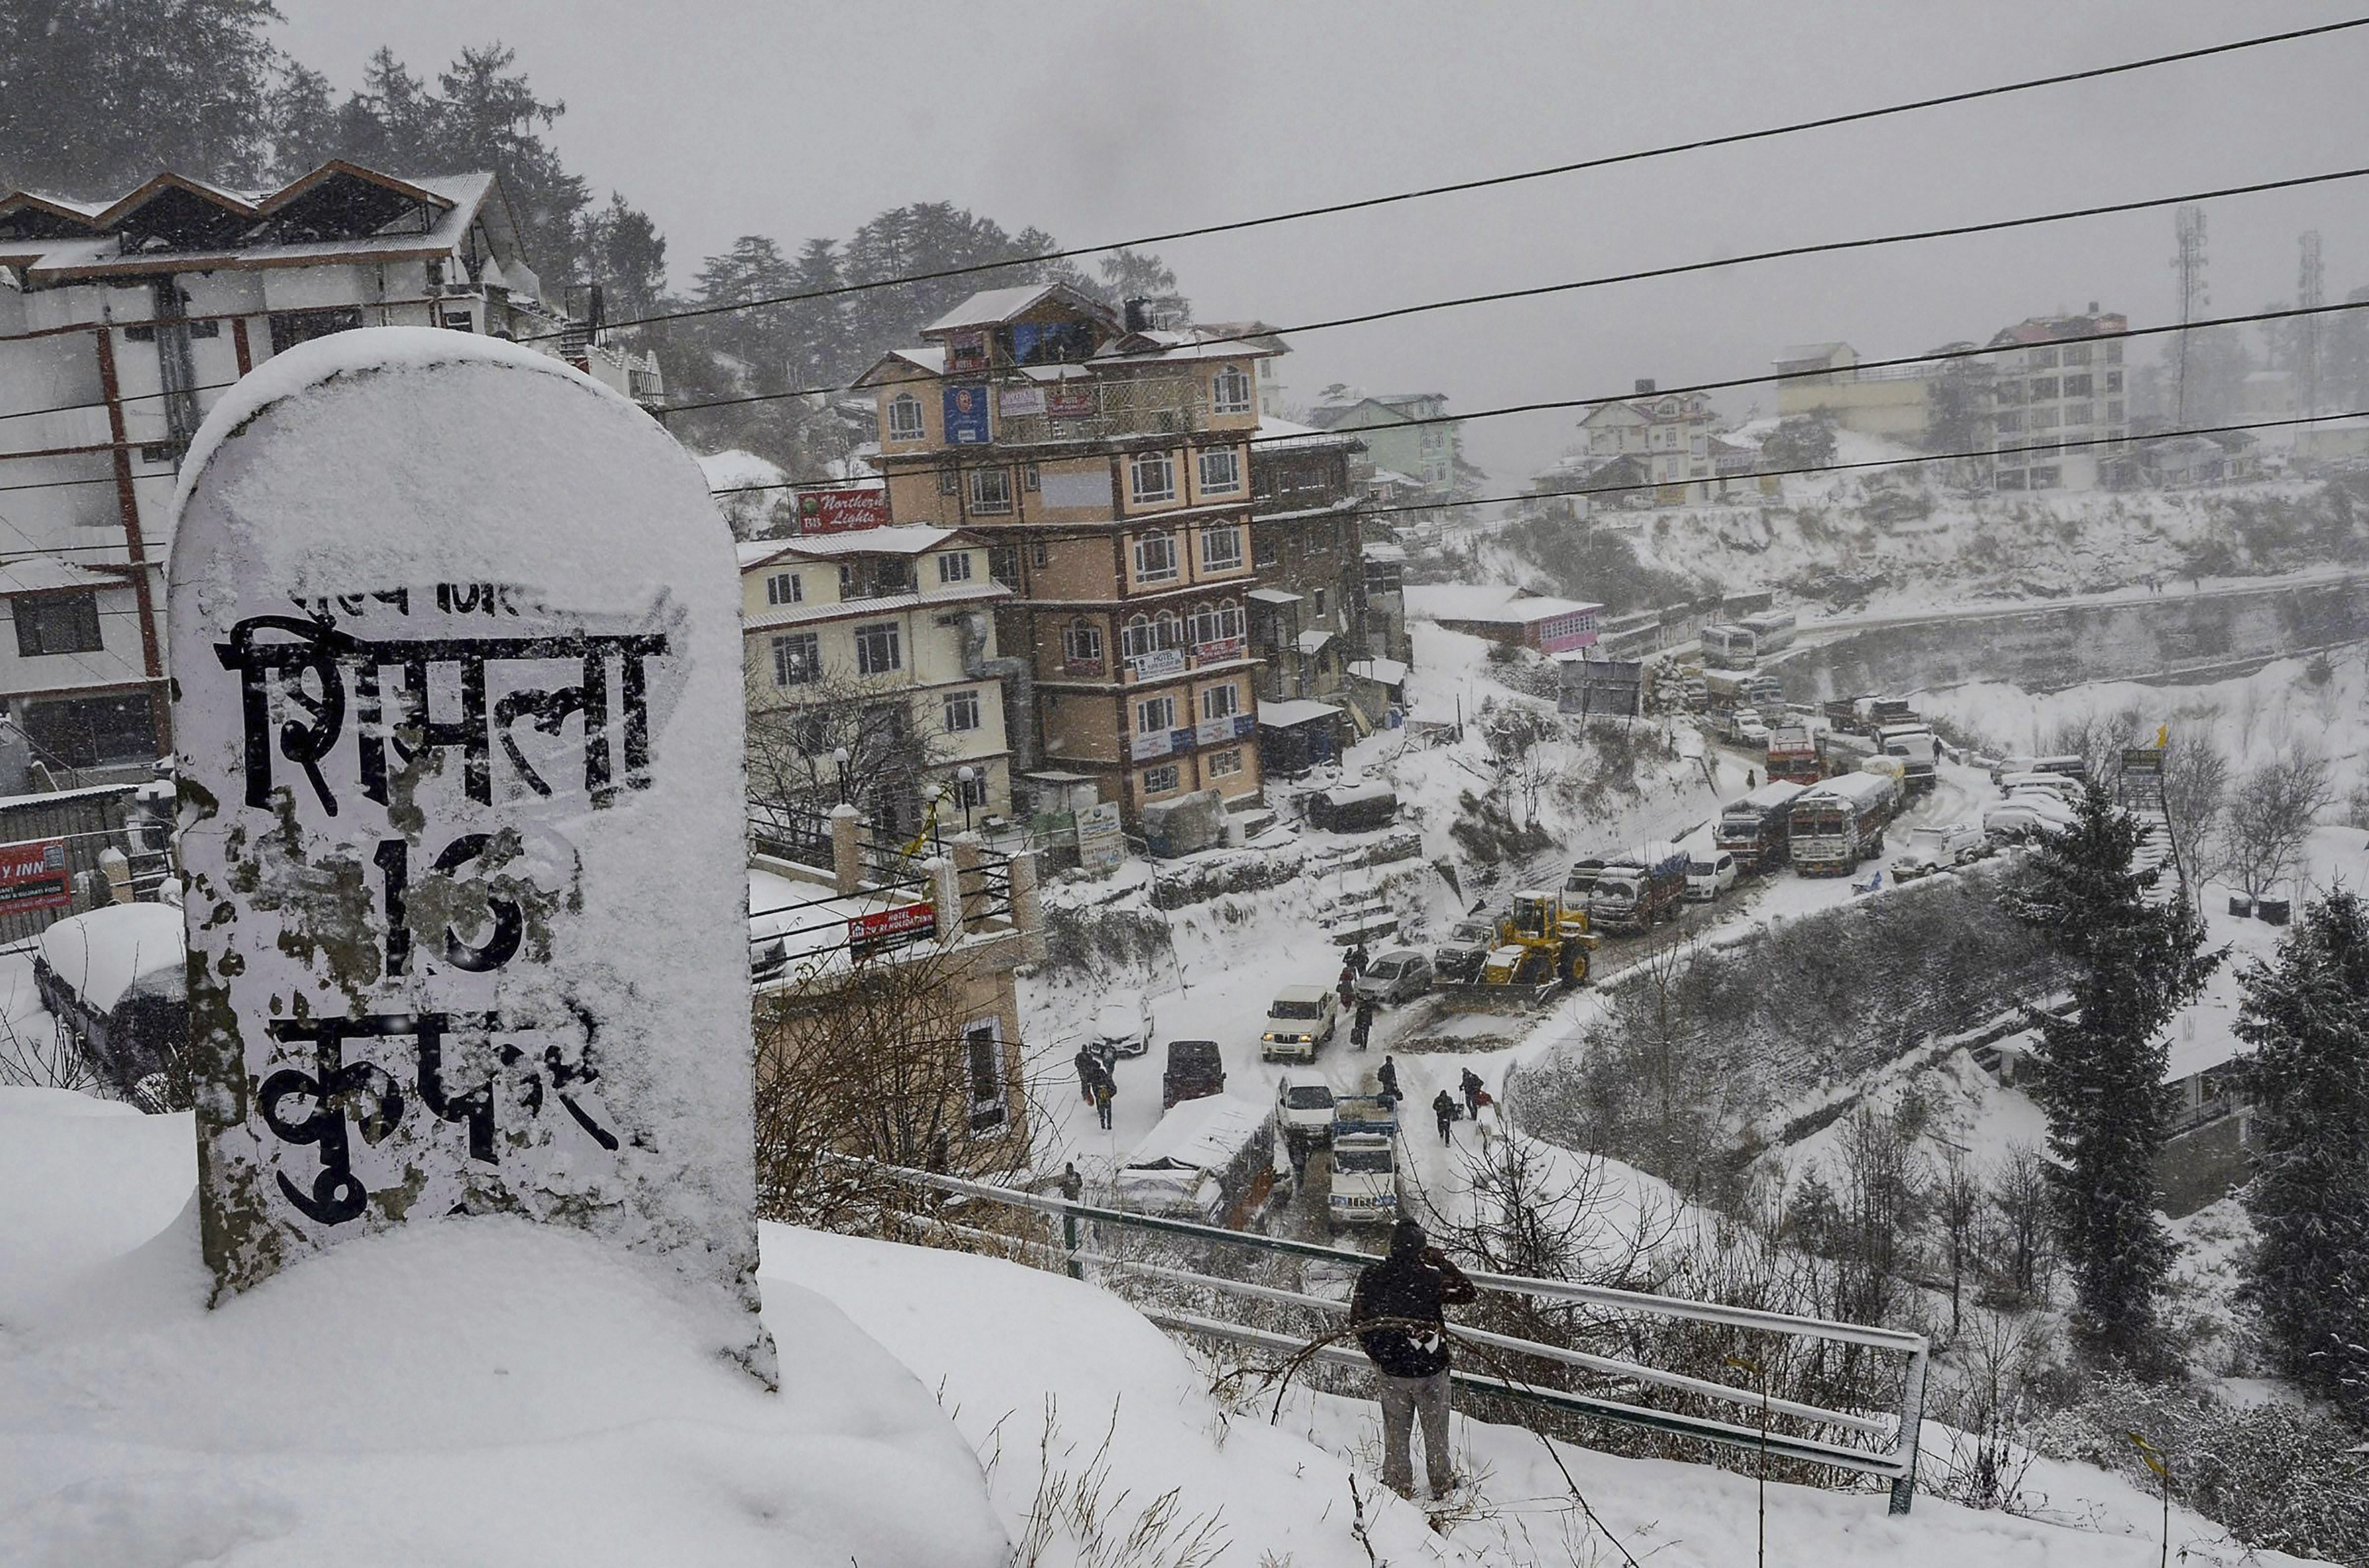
[991,377,1212,445]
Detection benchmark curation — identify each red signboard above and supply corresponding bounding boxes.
[1047,385,1096,419]
[0,837,70,917]
[848,900,936,955]
[795,488,891,534]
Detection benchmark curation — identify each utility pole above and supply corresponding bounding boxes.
[2298,230,2325,419]
[2171,205,2209,424]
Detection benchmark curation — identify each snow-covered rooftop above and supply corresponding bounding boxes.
[1121,1093,1270,1172]
[1406,583,1604,623]
[1258,698,1340,727]
[765,525,963,558]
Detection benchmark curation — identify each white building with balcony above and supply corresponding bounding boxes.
[0,160,658,774]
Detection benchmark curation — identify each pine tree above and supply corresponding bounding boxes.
[2233,891,2369,1416]
[2008,782,2219,1365]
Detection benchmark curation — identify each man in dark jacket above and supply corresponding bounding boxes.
[1433,1088,1457,1143]
[1376,1055,1401,1103]
[1352,998,1375,1051]
[1459,1067,1484,1120]
[1350,1218,1477,1499]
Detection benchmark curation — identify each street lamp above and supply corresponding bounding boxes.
[955,765,977,833]
[832,746,851,805]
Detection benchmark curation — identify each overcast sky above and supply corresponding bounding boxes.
[275,0,2369,483]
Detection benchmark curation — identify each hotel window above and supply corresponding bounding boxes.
[938,467,959,495]
[765,571,802,605]
[1063,619,1104,666]
[1206,748,1243,779]
[1031,540,1050,568]
[769,632,819,687]
[2063,374,2093,399]
[1136,695,1176,734]
[886,393,924,442]
[1022,463,1040,491]
[1143,763,1182,794]
[1253,531,1278,568]
[1130,451,1176,504]
[13,593,101,657]
[854,621,902,676]
[1212,366,1252,414]
[967,467,1013,515]
[1198,447,1242,494]
[1200,524,1243,571]
[1133,529,1179,583]
[2028,377,2059,401]
[1121,615,1155,661]
[943,689,982,732]
[937,552,972,584]
[2066,403,2094,428]
[1201,683,1240,721]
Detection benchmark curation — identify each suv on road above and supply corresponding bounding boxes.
[1259,985,1338,1062]
[1432,917,1498,984]
[1161,1039,1225,1110]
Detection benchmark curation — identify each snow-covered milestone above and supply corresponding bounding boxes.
[167,328,773,1381]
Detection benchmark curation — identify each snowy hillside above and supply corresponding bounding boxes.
[1515,431,2367,614]
[0,1088,2331,1566]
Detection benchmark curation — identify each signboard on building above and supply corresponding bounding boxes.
[943,383,992,445]
[0,837,69,917]
[998,385,1045,417]
[1075,801,1125,875]
[169,329,773,1382]
[1127,648,1185,681]
[849,900,936,957]
[1129,729,1174,761]
[1047,385,1096,419]
[944,329,989,374]
[1535,611,1600,657]
[1192,636,1243,662]
[795,487,890,534]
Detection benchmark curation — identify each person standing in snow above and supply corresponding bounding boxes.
[1353,998,1376,1051]
[1350,1218,1477,1500]
[1093,1074,1115,1131]
[1376,1055,1401,1104]
[1432,1089,1458,1144]
[1459,1067,1484,1120]
[1745,768,1756,789]
[1348,942,1371,975]
[1337,964,1356,1012]
[1074,1045,1099,1105]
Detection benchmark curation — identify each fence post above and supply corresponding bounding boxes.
[952,831,986,932]
[1009,850,1047,964]
[1888,1342,1928,1515]
[830,803,862,896]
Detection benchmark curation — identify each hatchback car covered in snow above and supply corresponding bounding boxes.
[1353,949,1433,1005]
[1090,990,1155,1058]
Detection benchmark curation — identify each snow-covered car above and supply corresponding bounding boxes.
[1432,917,1499,984]
[1259,985,1338,1063]
[1735,713,1771,746]
[1985,800,2073,842]
[1999,771,2081,805]
[1353,950,1433,1005]
[1090,990,1155,1059]
[1684,850,1738,901]
[1275,1071,1337,1153]
[33,902,186,1091]
[1892,821,1986,879]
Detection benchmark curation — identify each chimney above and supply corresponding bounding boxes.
[1635,378,1656,396]
[1124,297,1152,332]
[2087,300,2100,315]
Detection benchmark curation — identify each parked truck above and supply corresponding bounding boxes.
[1875,722,1938,795]
[1819,727,1879,775]
[1765,723,1820,784]
[1789,771,1901,875]
[1585,840,1690,932]
[1823,695,1916,737]
[1715,780,1809,872]
[1328,1094,1402,1228]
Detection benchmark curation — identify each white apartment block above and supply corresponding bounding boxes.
[1987,308,2130,492]
[0,160,656,775]
[740,525,1016,832]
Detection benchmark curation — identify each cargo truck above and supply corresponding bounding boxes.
[1789,771,1901,875]
[1875,723,1938,795]
[1585,840,1690,931]
[1765,723,1820,784]
[1715,780,1809,872]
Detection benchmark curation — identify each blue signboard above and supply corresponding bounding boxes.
[943,383,992,446]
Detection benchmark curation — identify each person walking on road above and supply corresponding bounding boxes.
[1432,1089,1458,1144]
[1376,1055,1401,1104]
[1093,1073,1115,1131]
[1350,1218,1477,1500]
[1352,997,1376,1051]
[1073,1045,1099,1105]
[1337,964,1356,1012]
[1348,942,1371,976]
[1459,1067,1484,1120]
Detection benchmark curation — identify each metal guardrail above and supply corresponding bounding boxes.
[858,1159,1929,1513]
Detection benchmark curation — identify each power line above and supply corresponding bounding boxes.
[655,163,2369,421]
[538,14,2369,342]
[699,297,2369,497]
[0,294,2360,520]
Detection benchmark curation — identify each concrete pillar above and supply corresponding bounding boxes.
[830,803,862,896]
[1009,850,1047,964]
[930,854,960,945]
[952,832,986,932]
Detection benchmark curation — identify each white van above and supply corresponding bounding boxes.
[1893,821,1985,879]
[1684,850,1737,901]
